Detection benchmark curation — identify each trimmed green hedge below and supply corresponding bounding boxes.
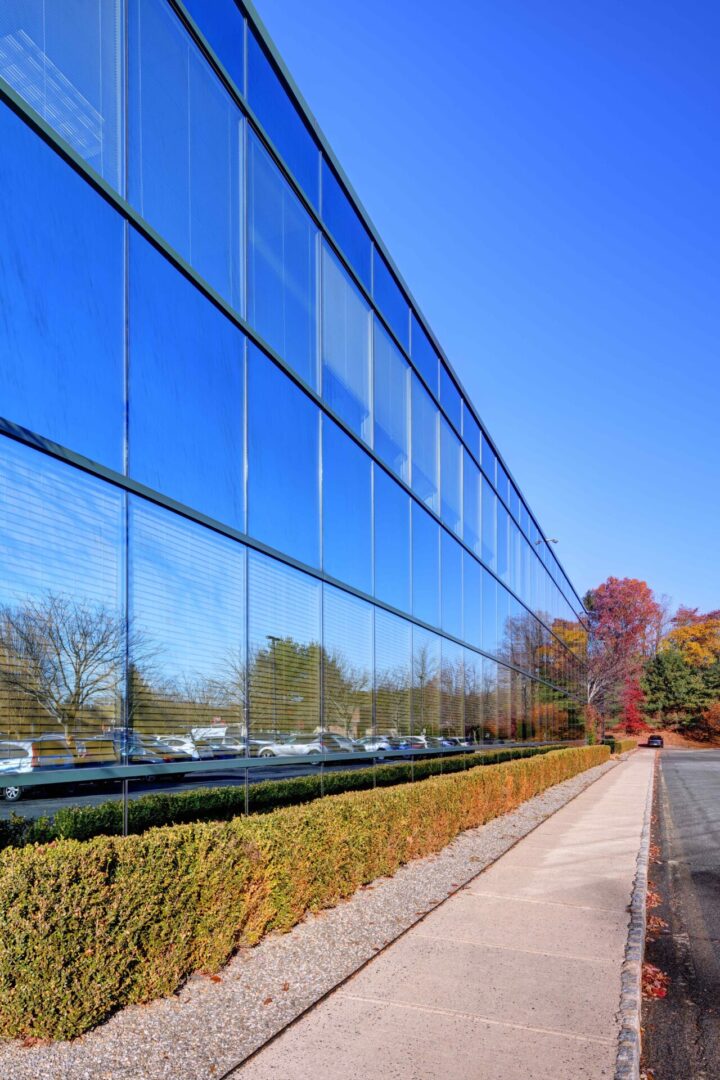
[603,737,637,755]
[0,745,609,1040]
[0,744,563,851]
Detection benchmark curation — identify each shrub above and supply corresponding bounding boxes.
[0,744,562,851]
[0,745,609,1040]
[602,736,636,754]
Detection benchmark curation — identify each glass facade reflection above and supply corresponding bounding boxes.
[0,0,588,796]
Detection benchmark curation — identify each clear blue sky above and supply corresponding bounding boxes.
[255,0,719,613]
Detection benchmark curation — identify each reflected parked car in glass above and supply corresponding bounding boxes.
[202,735,246,759]
[152,735,215,761]
[248,731,292,756]
[354,735,392,755]
[257,732,356,759]
[0,735,76,801]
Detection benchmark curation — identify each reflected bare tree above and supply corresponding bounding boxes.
[0,594,130,737]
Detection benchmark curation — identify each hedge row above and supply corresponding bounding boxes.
[603,737,637,755]
[0,745,609,1040]
[0,744,562,850]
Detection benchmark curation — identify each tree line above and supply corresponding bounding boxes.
[583,577,720,741]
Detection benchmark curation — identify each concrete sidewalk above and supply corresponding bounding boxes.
[239,752,654,1080]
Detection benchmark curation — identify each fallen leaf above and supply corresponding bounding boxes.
[642,962,670,999]
[281,982,289,992]
[209,975,222,984]
[263,997,273,1006]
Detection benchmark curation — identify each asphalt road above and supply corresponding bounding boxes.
[642,749,720,1080]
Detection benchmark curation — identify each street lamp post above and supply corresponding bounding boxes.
[267,635,281,740]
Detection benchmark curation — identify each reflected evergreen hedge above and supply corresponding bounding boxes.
[0,744,564,850]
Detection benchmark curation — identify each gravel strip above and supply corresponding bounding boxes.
[0,757,617,1080]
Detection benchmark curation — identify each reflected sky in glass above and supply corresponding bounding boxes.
[247,345,320,568]
[322,416,372,595]
[129,0,242,309]
[247,132,318,388]
[374,466,410,614]
[0,436,124,611]
[0,103,124,471]
[247,28,319,208]
[321,244,372,442]
[129,496,244,687]
[0,0,124,191]
[440,530,463,640]
[374,319,409,483]
[411,503,439,628]
[129,231,245,528]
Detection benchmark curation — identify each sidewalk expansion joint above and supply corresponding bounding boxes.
[338,993,616,1046]
[463,890,626,914]
[412,930,618,966]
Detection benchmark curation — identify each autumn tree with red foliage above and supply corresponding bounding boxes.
[621,676,648,734]
[583,577,664,736]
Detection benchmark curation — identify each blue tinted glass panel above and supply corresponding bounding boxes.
[374,466,410,613]
[441,637,464,737]
[509,482,520,523]
[462,402,481,462]
[247,132,318,388]
[441,530,463,640]
[321,160,371,290]
[181,0,244,91]
[519,500,530,535]
[439,364,462,431]
[411,503,439,628]
[375,608,411,737]
[497,504,509,583]
[481,478,496,571]
[412,627,441,736]
[0,0,124,191]
[410,375,439,514]
[440,418,462,537]
[463,451,481,557]
[247,30,319,207]
[322,417,372,594]
[248,551,321,736]
[497,584,509,660]
[0,438,124,744]
[323,586,373,736]
[463,551,482,649]
[129,498,245,738]
[321,243,371,442]
[374,320,410,483]
[496,462,509,504]
[0,105,123,470]
[129,0,242,309]
[373,250,409,351]
[481,433,497,486]
[129,232,244,528]
[509,520,520,593]
[482,569,498,655]
[482,656,498,739]
[464,648,482,743]
[247,345,319,567]
[410,313,439,397]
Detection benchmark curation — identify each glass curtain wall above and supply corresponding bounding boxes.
[0,0,590,803]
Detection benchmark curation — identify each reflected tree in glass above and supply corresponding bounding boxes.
[412,628,440,740]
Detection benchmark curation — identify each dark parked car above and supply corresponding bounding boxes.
[647,734,664,748]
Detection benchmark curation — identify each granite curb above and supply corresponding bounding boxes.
[615,750,655,1079]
